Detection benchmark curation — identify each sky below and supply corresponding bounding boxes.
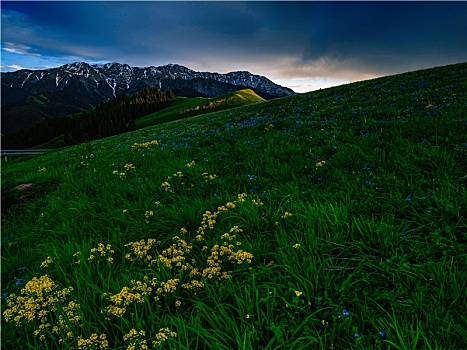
[1,1,466,93]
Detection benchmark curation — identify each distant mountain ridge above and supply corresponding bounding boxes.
[1,62,295,133]
[1,62,296,104]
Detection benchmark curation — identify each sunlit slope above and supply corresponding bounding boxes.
[1,62,466,349]
[135,88,265,128]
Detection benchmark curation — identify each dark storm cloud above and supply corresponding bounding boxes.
[243,2,466,76]
[1,1,466,91]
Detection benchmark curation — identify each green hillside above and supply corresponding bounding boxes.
[136,89,265,129]
[2,63,466,349]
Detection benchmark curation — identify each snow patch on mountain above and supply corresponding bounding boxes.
[1,61,296,103]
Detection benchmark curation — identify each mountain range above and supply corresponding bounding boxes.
[1,62,295,133]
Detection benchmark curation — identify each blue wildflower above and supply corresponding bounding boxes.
[379,331,385,337]
[337,314,342,319]
[18,266,26,275]
[342,309,350,316]
[249,186,258,194]
[405,194,412,201]
[15,279,22,287]
[354,333,359,338]
[247,174,257,181]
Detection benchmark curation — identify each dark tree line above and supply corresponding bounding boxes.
[2,88,175,149]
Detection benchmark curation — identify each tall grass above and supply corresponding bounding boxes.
[2,62,466,349]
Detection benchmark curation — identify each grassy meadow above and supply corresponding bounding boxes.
[135,89,265,129]
[1,62,466,349]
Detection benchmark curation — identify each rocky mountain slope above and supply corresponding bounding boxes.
[1,62,295,104]
[1,62,295,133]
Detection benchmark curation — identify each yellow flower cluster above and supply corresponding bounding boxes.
[124,238,160,263]
[158,236,192,269]
[156,279,179,296]
[292,243,301,249]
[186,161,196,167]
[202,172,217,180]
[181,279,205,290]
[38,167,47,173]
[104,276,164,317]
[251,199,264,207]
[144,210,154,224]
[190,224,250,280]
[51,301,81,342]
[315,160,326,168]
[112,163,136,179]
[281,212,293,219]
[40,256,53,268]
[73,251,82,264]
[130,276,158,296]
[196,210,219,240]
[79,154,95,169]
[132,140,159,151]
[173,171,183,178]
[265,123,274,131]
[123,329,146,342]
[153,328,177,347]
[104,286,145,317]
[123,329,148,350]
[124,163,136,171]
[160,181,172,192]
[104,195,253,326]
[3,275,77,342]
[77,333,109,349]
[112,169,126,179]
[295,291,303,297]
[236,193,247,203]
[87,243,115,264]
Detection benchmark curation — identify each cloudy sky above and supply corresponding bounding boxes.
[1,1,466,93]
